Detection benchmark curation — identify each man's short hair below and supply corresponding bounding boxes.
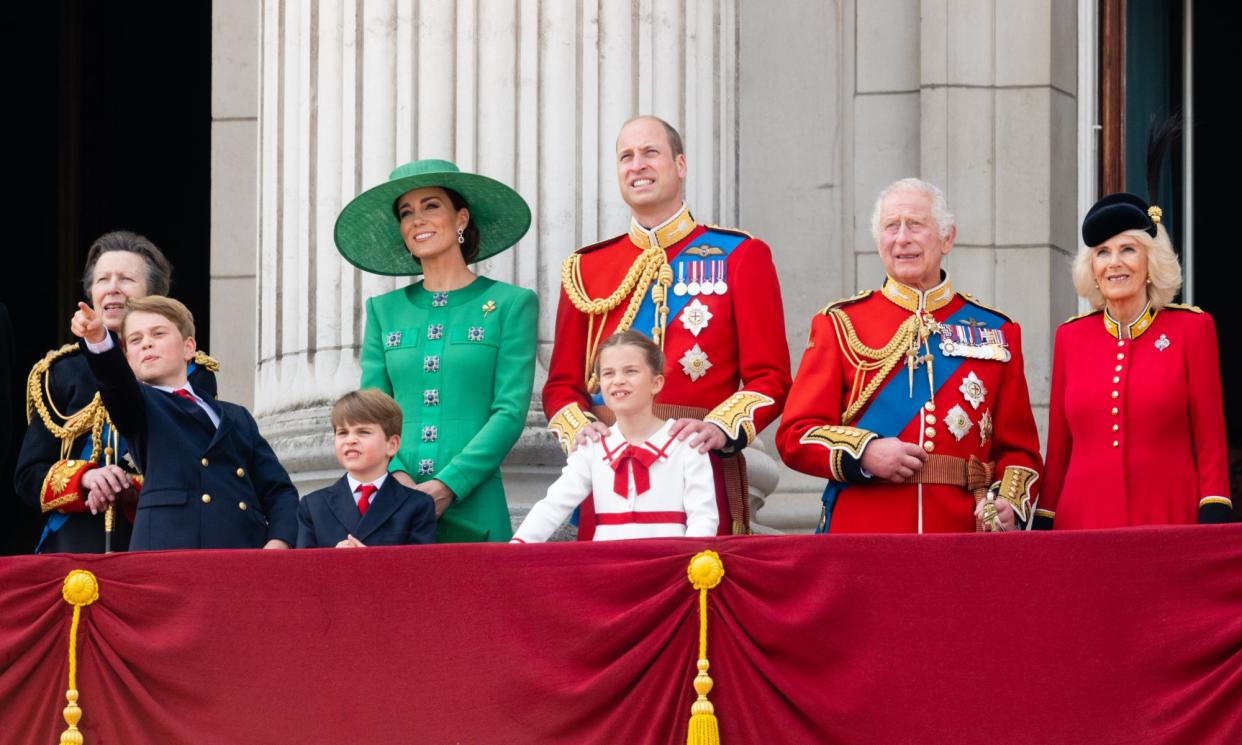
[330,389,404,440]
[869,177,956,241]
[123,296,195,340]
[620,115,685,158]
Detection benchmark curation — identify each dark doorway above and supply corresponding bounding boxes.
[1,2,212,554]
[1100,0,1237,514]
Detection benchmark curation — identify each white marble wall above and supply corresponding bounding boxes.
[213,0,1080,532]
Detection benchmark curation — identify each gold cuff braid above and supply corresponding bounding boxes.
[704,392,775,446]
[546,403,597,455]
[799,425,878,482]
[997,466,1039,522]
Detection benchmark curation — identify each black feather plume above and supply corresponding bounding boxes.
[1145,113,1183,206]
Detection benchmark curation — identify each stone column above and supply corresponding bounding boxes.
[252,1,776,528]
[917,0,1079,444]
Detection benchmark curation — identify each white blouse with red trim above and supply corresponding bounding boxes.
[511,419,718,542]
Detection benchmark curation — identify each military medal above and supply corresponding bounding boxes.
[714,260,728,294]
[945,404,973,441]
[680,298,713,337]
[978,409,993,446]
[939,322,1011,362]
[1154,333,1170,352]
[673,263,688,296]
[679,344,712,381]
[701,262,716,296]
[687,262,701,296]
[958,371,987,410]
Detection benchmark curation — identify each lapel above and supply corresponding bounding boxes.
[202,394,233,451]
[166,389,216,438]
[326,476,363,536]
[353,477,408,542]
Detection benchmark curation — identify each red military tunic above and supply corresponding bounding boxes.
[543,204,792,533]
[777,275,1043,533]
[1040,304,1230,528]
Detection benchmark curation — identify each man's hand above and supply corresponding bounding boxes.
[262,539,291,549]
[669,419,727,453]
[975,498,1017,532]
[572,420,611,451]
[859,437,929,482]
[82,465,135,514]
[335,534,367,548]
[418,479,456,518]
[70,302,108,344]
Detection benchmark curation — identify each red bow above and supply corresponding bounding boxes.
[609,445,659,499]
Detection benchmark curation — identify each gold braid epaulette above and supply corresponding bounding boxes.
[193,351,220,372]
[829,309,919,423]
[26,344,110,463]
[560,245,673,390]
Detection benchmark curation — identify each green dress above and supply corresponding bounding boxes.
[361,277,537,542]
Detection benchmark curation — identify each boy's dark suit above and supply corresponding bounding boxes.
[297,475,437,548]
[82,333,298,550]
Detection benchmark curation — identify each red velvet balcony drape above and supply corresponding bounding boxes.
[2,527,1239,745]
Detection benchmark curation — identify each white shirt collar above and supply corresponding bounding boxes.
[346,472,389,505]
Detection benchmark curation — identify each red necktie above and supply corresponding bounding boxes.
[356,483,376,516]
[609,445,659,499]
[173,388,198,404]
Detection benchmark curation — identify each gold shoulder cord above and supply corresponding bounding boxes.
[561,246,673,391]
[829,310,920,423]
[26,345,110,463]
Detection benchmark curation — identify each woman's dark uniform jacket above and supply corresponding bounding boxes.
[15,342,219,552]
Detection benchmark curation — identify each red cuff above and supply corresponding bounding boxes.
[40,460,96,514]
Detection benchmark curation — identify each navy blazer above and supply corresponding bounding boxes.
[82,334,298,550]
[14,346,217,553]
[297,475,436,548]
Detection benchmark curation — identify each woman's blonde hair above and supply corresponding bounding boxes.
[1071,223,1182,310]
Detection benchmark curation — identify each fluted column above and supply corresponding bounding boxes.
[254,1,779,527]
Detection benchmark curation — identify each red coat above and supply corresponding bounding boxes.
[1041,305,1230,528]
[776,276,1044,533]
[543,210,791,451]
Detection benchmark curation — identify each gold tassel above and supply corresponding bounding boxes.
[59,570,100,745]
[686,550,725,745]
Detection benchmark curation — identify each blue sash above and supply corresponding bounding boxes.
[818,302,1005,532]
[589,229,746,406]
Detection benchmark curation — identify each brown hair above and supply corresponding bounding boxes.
[82,230,173,298]
[331,389,404,439]
[619,115,685,158]
[123,295,196,339]
[594,329,664,377]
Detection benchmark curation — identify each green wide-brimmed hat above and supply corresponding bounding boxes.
[334,159,532,276]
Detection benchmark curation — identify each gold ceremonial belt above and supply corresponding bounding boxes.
[911,454,994,500]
